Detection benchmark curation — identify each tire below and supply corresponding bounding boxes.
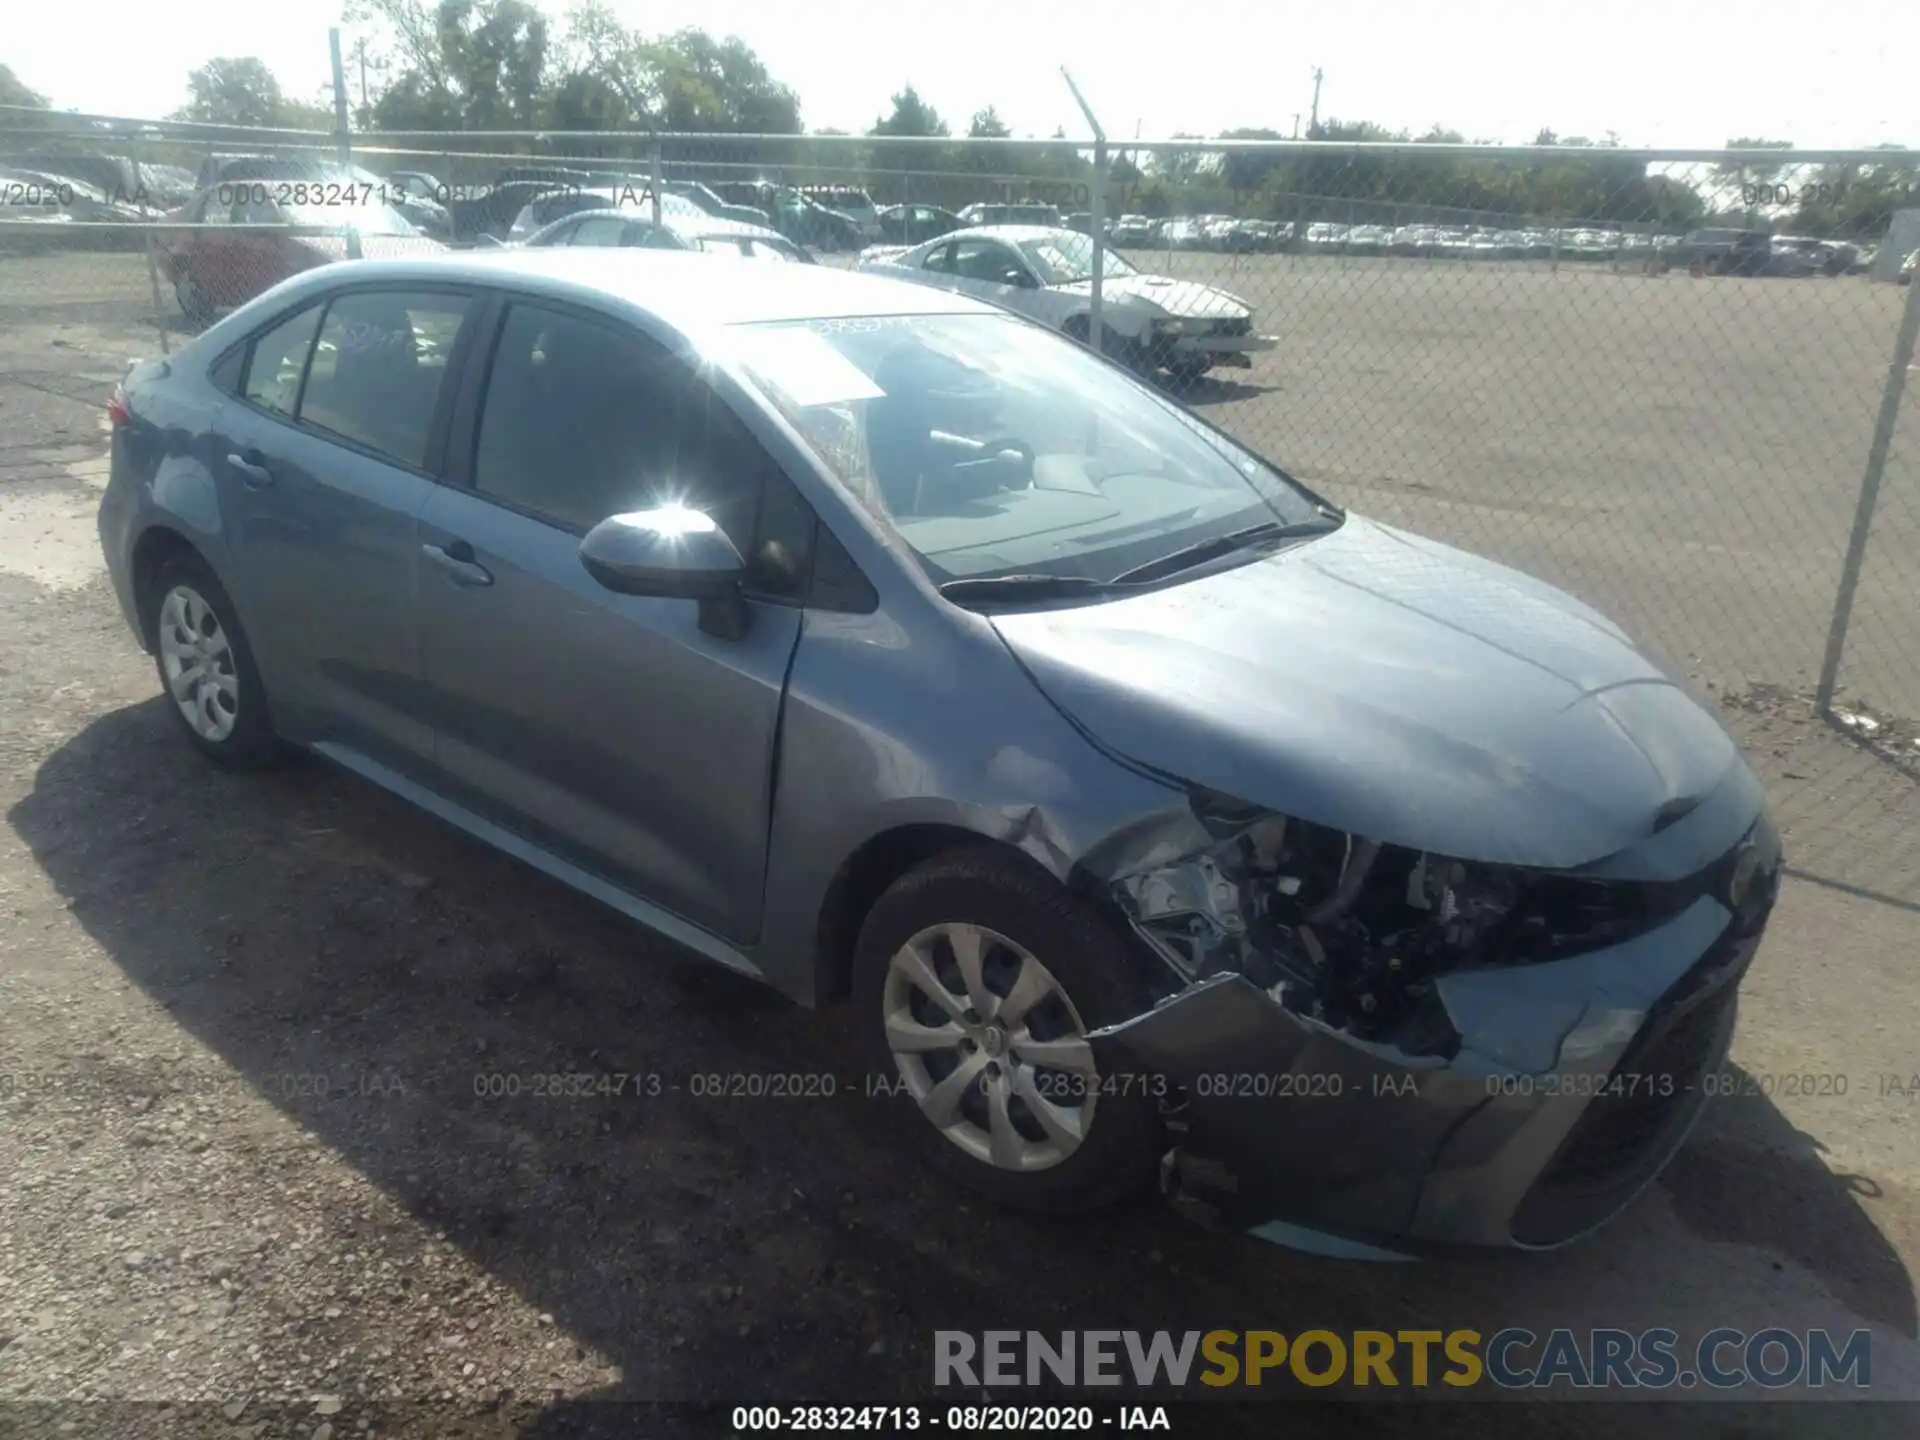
[148,553,282,770]
[852,846,1161,1213]
[1168,357,1213,384]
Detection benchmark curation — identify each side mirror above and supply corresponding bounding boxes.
[580,506,752,638]
[580,505,744,598]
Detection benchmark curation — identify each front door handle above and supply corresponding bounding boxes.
[227,450,273,487]
[422,540,494,588]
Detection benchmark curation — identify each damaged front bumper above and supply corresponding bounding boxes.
[1082,784,1781,1252]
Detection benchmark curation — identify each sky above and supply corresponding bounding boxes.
[6,0,1913,150]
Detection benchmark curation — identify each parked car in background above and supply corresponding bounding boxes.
[156,185,443,321]
[956,202,1063,229]
[194,156,452,240]
[1158,216,1208,250]
[505,184,709,243]
[524,207,813,262]
[796,185,882,241]
[1223,220,1290,253]
[99,249,1781,1255]
[1345,225,1391,256]
[1655,227,1772,276]
[662,180,773,228]
[1109,214,1156,246]
[0,165,155,224]
[876,203,964,245]
[1900,249,1919,285]
[769,190,864,251]
[858,224,1275,381]
[496,166,592,189]
[1773,235,1853,276]
[16,150,168,207]
[1763,237,1825,278]
[387,170,443,204]
[709,182,863,251]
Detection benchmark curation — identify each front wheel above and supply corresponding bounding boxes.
[852,848,1161,1213]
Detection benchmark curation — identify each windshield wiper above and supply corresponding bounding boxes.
[1109,515,1337,586]
[936,573,1125,606]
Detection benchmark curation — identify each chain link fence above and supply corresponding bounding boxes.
[4,114,1917,901]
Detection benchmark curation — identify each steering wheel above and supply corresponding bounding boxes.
[942,434,1036,488]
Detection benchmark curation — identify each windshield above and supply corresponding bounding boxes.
[1016,232,1137,285]
[729,312,1327,585]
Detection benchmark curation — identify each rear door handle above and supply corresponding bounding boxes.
[227,450,273,487]
[422,539,494,588]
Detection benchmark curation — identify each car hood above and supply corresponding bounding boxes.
[1057,273,1251,319]
[990,516,1743,869]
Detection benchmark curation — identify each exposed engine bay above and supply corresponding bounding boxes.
[1106,790,1687,1058]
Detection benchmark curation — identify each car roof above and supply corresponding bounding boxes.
[276,248,994,330]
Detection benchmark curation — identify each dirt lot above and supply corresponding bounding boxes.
[2,249,1919,1437]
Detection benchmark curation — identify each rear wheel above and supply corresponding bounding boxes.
[149,554,281,770]
[852,847,1161,1213]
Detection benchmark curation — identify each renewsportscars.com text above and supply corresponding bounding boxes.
[934,1327,1871,1390]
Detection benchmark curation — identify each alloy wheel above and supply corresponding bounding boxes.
[157,584,240,742]
[882,922,1099,1172]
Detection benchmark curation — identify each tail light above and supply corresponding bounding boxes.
[106,385,132,428]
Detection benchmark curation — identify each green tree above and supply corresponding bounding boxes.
[172,57,335,130]
[175,57,286,127]
[872,85,947,138]
[868,85,950,182]
[552,3,803,163]
[1710,136,1794,211]
[0,63,50,110]
[967,106,1009,139]
[1218,126,1285,196]
[348,0,550,129]
[650,29,800,132]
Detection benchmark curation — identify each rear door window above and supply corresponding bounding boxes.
[242,304,324,417]
[296,290,472,470]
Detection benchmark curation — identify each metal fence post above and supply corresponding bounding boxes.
[328,28,361,260]
[128,130,171,355]
[1061,69,1105,355]
[650,136,664,226]
[1814,270,1920,712]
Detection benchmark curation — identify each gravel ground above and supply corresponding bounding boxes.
[1,248,1918,1439]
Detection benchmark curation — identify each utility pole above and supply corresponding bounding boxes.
[1308,67,1324,137]
[1291,113,1300,140]
[354,37,369,115]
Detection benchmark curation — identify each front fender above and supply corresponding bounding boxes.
[749,604,1186,1005]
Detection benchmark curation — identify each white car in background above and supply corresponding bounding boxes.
[857,224,1275,381]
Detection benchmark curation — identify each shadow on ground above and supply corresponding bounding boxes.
[7,698,1911,1435]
